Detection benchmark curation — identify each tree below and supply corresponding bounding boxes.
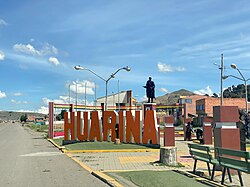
[56,110,67,121]
[20,114,28,122]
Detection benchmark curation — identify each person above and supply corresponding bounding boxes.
[186,122,192,141]
[196,128,203,144]
[115,123,119,139]
[143,77,155,103]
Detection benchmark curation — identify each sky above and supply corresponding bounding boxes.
[1,0,250,114]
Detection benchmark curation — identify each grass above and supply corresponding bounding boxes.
[52,138,159,150]
[108,170,208,187]
[25,123,48,133]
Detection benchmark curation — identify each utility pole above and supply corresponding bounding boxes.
[85,82,87,110]
[220,54,224,106]
[76,83,78,111]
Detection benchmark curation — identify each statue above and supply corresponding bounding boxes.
[143,77,155,103]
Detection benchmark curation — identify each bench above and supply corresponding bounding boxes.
[188,143,218,179]
[215,147,250,186]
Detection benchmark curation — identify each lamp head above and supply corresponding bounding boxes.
[222,75,229,80]
[124,66,131,71]
[74,65,84,70]
[231,63,237,69]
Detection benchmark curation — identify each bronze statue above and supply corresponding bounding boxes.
[143,77,155,103]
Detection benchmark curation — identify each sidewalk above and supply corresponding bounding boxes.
[51,137,250,186]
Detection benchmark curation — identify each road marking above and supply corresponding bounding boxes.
[20,152,63,157]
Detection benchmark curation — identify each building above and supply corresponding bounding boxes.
[180,95,209,120]
[96,90,136,110]
[196,97,247,117]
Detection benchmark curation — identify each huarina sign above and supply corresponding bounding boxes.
[64,110,159,144]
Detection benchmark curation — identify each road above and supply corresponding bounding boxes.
[0,123,108,187]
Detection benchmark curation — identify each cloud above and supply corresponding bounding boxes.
[41,43,58,55]
[48,57,60,66]
[0,91,6,98]
[68,80,95,95]
[157,62,186,72]
[37,106,49,114]
[0,50,5,60]
[11,99,28,104]
[0,19,7,26]
[13,92,22,96]
[194,86,213,96]
[13,43,41,56]
[159,88,168,93]
[13,42,58,56]
[41,94,94,108]
[42,97,68,106]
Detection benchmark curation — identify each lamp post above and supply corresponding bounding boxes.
[74,65,131,111]
[213,54,224,105]
[223,63,250,113]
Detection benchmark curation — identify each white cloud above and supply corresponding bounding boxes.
[13,43,41,56]
[41,43,58,55]
[48,57,60,66]
[37,106,49,114]
[0,19,7,26]
[0,50,5,60]
[157,62,186,72]
[68,80,95,95]
[42,97,67,106]
[13,92,22,96]
[11,99,28,104]
[0,91,6,98]
[13,42,58,57]
[194,86,213,96]
[159,88,168,93]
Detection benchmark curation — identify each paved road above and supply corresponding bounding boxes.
[0,123,108,187]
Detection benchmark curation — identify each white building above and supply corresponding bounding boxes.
[96,90,137,110]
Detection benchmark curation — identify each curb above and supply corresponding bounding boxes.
[63,149,160,153]
[47,138,65,151]
[92,171,124,187]
[47,138,124,187]
[47,138,160,153]
[66,153,124,187]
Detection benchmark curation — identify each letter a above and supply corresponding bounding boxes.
[142,110,158,144]
[89,111,101,141]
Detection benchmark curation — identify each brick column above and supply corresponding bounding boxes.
[164,116,175,146]
[213,106,240,150]
[203,117,213,145]
[48,102,54,139]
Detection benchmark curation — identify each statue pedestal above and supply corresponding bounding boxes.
[143,103,156,120]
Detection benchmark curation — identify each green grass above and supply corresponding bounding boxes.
[108,170,208,187]
[25,123,48,133]
[52,138,159,150]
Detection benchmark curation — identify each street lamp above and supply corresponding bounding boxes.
[74,65,131,111]
[223,63,250,113]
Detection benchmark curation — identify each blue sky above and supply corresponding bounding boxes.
[1,0,250,113]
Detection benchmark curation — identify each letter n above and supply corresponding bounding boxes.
[126,111,140,143]
[89,111,101,141]
[64,112,75,140]
[142,110,158,144]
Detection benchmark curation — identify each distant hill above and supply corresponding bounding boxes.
[0,111,45,122]
[155,89,195,105]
